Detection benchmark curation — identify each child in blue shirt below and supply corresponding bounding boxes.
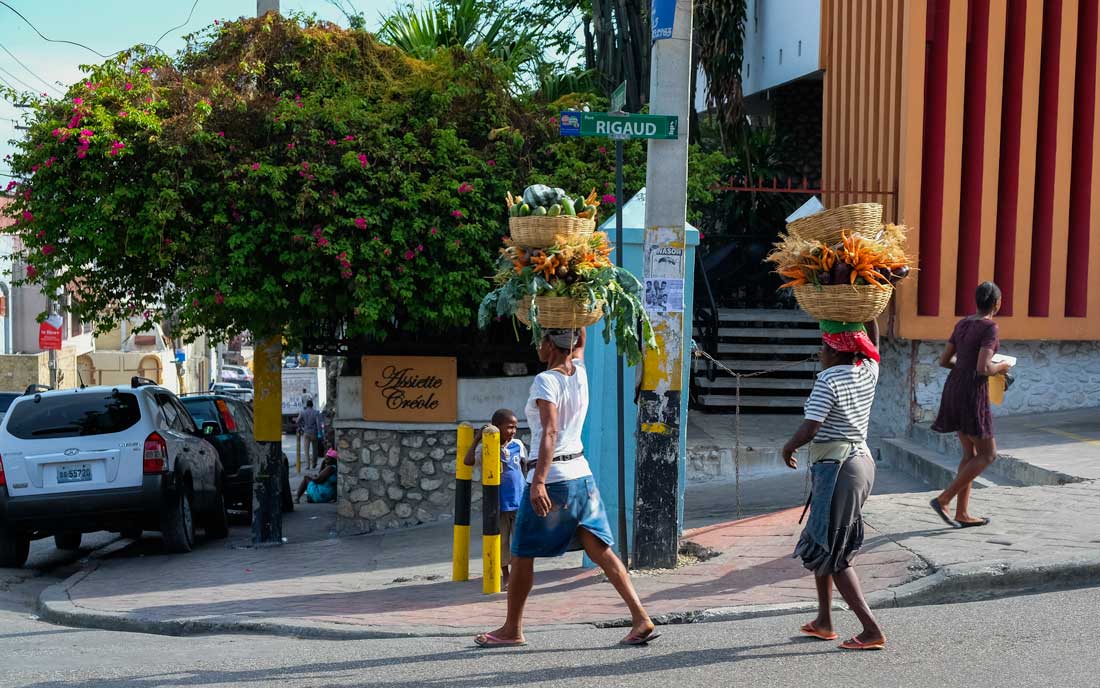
[464,408,527,589]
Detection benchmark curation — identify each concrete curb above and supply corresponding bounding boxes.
[36,552,1100,640]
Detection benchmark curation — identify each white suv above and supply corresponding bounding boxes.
[0,378,228,567]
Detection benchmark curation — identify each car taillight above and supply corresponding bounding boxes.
[143,433,168,474]
[215,399,236,431]
[0,453,6,487]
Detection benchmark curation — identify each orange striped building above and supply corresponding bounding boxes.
[742,0,1100,430]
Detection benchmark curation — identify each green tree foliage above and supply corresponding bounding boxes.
[3,14,733,346]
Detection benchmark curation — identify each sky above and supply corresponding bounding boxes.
[0,0,395,177]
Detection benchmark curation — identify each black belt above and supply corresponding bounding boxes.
[552,452,582,463]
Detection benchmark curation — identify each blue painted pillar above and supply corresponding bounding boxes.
[581,221,699,565]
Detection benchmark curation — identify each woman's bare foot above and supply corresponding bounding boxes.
[855,627,885,644]
[800,619,837,640]
[621,618,656,644]
[474,625,525,647]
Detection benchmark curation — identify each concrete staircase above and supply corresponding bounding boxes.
[881,422,1082,488]
[691,309,820,412]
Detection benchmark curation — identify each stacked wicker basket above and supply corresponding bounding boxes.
[770,203,912,322]
[508,213,603,329]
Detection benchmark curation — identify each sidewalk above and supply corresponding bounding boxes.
[39,479,1099,638]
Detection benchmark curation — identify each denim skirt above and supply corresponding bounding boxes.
[511,475,615,558]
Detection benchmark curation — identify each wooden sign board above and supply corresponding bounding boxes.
[362,356,457,423]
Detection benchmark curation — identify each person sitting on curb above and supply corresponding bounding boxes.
[464,409,527,591]
[296,449,338,504]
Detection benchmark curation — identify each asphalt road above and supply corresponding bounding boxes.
[2,539,1097,688]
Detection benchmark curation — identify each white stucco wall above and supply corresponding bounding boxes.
[741,0,822,96]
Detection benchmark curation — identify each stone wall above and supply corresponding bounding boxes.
[335,420,533,535]
[870,337,1100,438]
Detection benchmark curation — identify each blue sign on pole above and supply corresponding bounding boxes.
[651,0,676,41]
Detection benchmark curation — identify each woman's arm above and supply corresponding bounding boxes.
[977,347,1012,377]
[530,399,559,517]
[573,327,587,362]
[864,319,880,350]
[781,420,821,469]
[939,342,957,370]
[314,465,336,483]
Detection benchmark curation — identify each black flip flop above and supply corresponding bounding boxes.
[929,498,959,528]
[957,517,991,528]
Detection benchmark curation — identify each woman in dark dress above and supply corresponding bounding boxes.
[929,282,1013,528]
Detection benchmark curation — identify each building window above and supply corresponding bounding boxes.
[779,48,783,64]
[798,40,802,57]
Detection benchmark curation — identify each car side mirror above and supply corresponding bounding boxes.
[201,421,220,436]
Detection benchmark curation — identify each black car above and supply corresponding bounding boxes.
[179,394,294,518]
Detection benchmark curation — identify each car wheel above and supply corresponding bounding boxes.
[204,477,230,540]
[160,486,196,554]
[0,528,30,568]
[54,532,82,551]
[280,455,295,513]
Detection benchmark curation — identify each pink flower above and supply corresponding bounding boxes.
[373,236,380,242]
[341,270,353,279]
[404,250,415,260]
[30,164,39,173]
[215,292,224,305]
[487,159,496,166]
[109,140,125,156]
[251,163,260,171]
[457,182,473,194]
[312,227,324,239]
[343,135,355,141]
[41,244,55,256]
[416,244,424,252]
[286,143,295,150]
[357,153,367,168]
[25,265,37,279]
[118,111,128,118]
[163,238,173,246]
[72,97,84,106]
[22,210,33,222]
[453,239,461,247]
[214,19,220,25]
[80,129,94,137]
[599,146,607,154]
[144,97,153,104]
[4,181,17,191]
[383,248,392,256]
[192,298,200,307]
[44,156,57,167]
[292,235,304,243]
[602,194,617,204]
[354,218,367,230]
[327,139,337,146]
[77,150,87,159]
[450,210,463,219]
[429,227,439,236]
[317,238,330,247]
[36,230,46,239]
[125,82,133,91]
[217,131,225,137]
[140,67,152,75]
[67,113,83,129]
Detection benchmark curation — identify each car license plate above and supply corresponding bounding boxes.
[57,463,92,484]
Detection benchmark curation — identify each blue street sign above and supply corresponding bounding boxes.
[652,0,676,41]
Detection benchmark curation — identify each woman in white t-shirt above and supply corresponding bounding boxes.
[474,327,658,648]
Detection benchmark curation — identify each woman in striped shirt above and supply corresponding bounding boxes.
[781,320,885,651]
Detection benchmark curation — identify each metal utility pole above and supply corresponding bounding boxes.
[250,0,284,546]
[633,0,693,569]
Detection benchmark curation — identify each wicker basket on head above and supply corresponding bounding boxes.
[787,203,884,245]
[793,283,894,322]
[515,295,605,329]
[509,216,596,248]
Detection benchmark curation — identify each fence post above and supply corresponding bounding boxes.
[480,425,501,594]
[452,422,475,581]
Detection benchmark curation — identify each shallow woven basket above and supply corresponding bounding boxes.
[787,203,883,245]
[509,216,596,248]
[793,283,894,322]
[515,295,605,329]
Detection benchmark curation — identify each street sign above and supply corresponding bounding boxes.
[610,81,627,113]
[38,320,62,351]
[558,111,679,140]
[652,0,676,41]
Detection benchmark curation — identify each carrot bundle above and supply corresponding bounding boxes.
[766,224,914,291]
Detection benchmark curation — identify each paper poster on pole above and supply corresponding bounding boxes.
[644,278,684,314]
[646,247,683,278]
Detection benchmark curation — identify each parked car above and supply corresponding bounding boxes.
[178,394,293,518]
[0,391,22,422]
[220,365,254,390]
[210,382,253,403]
[0,378,228,568]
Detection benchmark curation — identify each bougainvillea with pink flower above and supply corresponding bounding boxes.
[1,14,729,345]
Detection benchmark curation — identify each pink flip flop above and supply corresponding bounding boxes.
[620,629,662,646]
[838,636,886,651]
[474,632,527,648]
[800,622,839,641]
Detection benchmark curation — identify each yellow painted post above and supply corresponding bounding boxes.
[452,423,475,581]
[252,335,284,543]
[295,432,302,474]
[481,425,502,594]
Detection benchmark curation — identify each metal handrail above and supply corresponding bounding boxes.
[694,251,720,382]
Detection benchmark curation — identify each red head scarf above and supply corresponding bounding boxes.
[820,328,880,363]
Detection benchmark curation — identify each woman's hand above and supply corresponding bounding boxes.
[782,444,799,470]
[530,481,552,517]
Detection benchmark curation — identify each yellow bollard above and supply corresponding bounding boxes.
[481,425,502,594]
[452,423,475,582]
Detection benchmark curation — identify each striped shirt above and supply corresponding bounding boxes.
[804,359,879,441]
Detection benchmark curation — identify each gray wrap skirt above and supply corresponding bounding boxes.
[793,451,876,576]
